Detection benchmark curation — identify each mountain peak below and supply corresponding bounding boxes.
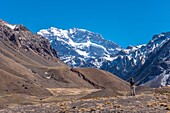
[37,27,121,67]
[37,27,104,40]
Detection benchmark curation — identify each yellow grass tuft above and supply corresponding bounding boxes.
[113,104,122,108]
[105,101,112,105]
[159,103,167,107]
[71,99,75,103]
[146,103,154,107]
[166,105,170,110]
[146,101,159,107]
[79,108,88,112]
[96,104,104,110]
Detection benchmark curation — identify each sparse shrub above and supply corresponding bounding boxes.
[79,108,87,112]
[159,103,167,107]
[105,101,112,105]
[113,104,122,108]
[146,102,154,107]
[166,105,170,110]
[96,105,103,110]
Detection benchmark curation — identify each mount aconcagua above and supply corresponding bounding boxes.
[38,27,170,88]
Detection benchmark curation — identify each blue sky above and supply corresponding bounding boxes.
[1,0,170,47]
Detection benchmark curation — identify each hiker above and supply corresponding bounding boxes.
[130,77,135,96]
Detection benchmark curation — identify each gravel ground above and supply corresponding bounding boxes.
[0,93,169,113]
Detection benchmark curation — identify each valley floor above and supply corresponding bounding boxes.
[0,87,170,113]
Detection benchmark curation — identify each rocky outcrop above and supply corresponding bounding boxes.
[0,20,58,61]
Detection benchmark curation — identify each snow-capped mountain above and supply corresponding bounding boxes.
[37,27,121,68]
[101,32,170,87]
[137,33,170,87]
[38,27,170,88]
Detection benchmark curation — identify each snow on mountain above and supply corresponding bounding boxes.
[143,70,170,88]
[5,23,16,29]
[103,31,170,87]
[0,20,16,29]
[38,27,170,88]
[135,33,170,87]
[37,27,121,67]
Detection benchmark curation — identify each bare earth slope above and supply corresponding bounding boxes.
[75,68,129,90]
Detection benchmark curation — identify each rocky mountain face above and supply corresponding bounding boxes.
[101,32,170,87]
[137,33,170,87]
[0,20,58,61]
[38,27,170,87]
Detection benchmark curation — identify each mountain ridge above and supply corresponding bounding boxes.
[38,27,170,87]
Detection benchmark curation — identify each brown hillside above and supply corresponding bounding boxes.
[74,68,129,91]
[0,21,130,108]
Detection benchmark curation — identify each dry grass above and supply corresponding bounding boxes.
[47,88,99,96]
[166,105,170,110]
[146,101,159,107]
[159,103,168,107]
